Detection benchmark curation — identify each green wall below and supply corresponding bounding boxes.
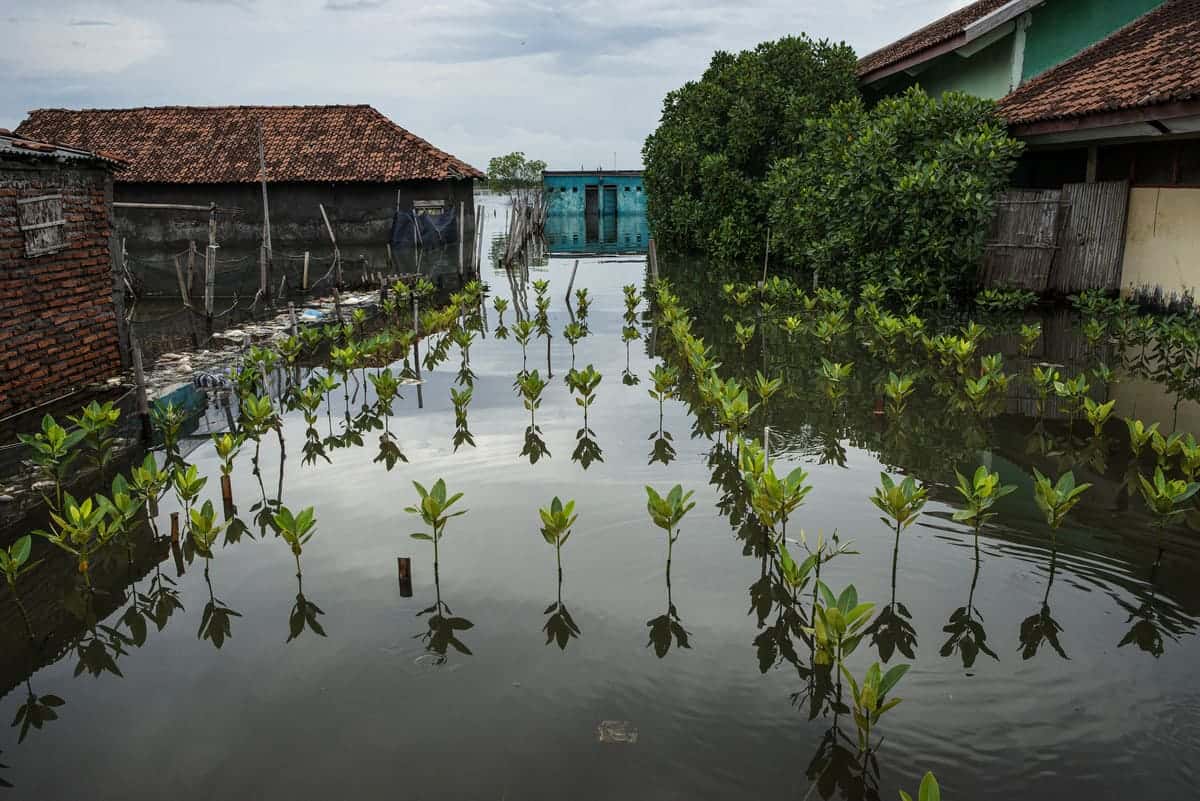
[912,33,1014,100]
[1022,0,1165,81]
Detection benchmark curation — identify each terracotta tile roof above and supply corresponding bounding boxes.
[0,130,126,168]
[998,0,1200,127]
[14,105,484,184]
[858,0,1012,77]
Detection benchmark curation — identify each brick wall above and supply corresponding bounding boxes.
[0,158,124,418]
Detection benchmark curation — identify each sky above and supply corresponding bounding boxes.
[0,0,972,171]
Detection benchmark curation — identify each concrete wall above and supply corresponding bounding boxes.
[1022,0,1164,81]
[1119,187,1200,300]
[544,173,646,216]
[0,158,124,417]
[114,178,476,250]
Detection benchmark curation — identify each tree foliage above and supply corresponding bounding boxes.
[766,88,1022,308]
[487,151,547,193]
[641,35,858,263]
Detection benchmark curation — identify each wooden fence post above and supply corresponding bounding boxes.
[302,251,310,291]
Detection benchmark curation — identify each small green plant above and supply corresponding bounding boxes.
[745,463,811,539]
[1125,418,1160,458]
[35,493,119,588]
[273,505,318,576]
[871,473,927,539]
[752,371,782,409]
[1083,397,1116,437]
[1150,430,1184,468]
[645,484,696,574]
[189,500,226,559]
[513,320,536,371]
[899,772,941,801]
[804,583,873,667]
[1137,467,1199,532]
[212,432,243,477]
[19,414,84,509]
[567,364,602,428]
[0,536,41,639]
[1032,469,1092,534]
[734,321,755,351]
[648,364,678,421]
[516,370,549,425]
[819,359,853,404]
[841,660,909,754]
[493,296,509,324]
[173,464,207,519]
[1030,365,1060,417]
[953,466,1016,546]
[151,401,186,457]
[563,321,586,369]
[1019,323,1042,357]
[538,496,579,580]
[405,479,467,573]
[68,400,121,471]
[883,372,916,416]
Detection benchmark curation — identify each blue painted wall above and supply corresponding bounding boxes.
[544,171,647,216]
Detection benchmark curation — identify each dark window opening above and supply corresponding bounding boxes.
[1098,139,1200,186]
[1010,148,1088,189]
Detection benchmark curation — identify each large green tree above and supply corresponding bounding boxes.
[766,87,1022,308]
[641,35,858,263]
[487,152,547,193]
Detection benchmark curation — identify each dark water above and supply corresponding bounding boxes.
[1,198,1199,800]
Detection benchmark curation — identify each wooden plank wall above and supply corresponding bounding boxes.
[980,190,1061,290]
[1047,180,1129,294]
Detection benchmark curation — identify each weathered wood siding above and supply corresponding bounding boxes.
[980,190,1062,290]
[1048,180,1129,294]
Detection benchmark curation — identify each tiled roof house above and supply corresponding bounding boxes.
[14,105,482,250]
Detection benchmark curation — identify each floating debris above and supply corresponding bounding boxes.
[596,720,638,744]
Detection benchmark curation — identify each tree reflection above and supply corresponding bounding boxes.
[647,559,691,658]
[287,572,327,643]
[940,550,997,668]
[1116,561,1189,657]
[1019,548,1068,660]
[521,425,551,464]
[803,723,881,801]
[416,567,474,664]
[198,561,241,649]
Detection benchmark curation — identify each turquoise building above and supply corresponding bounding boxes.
[543,170,647,216]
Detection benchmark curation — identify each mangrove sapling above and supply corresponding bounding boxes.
[645,484,696,576]
[173,464,207,524]
[899,772,941,801]
[1125,418,1160,459]
[189,500,226,561]
[274,505,318,577]
[406,479,467,577]
[841,660,909,754]
[35,493,119,589]
[563,321,586,369]
[805,584,874,668]
[68,400,121,471]
[19,414,84,510]
[1019,322,1042,357]
[450,387,475,451]
[819,359,853,404]
[493,296,509,325]
[1053,373,1090,430]
[538,496,579,581]
[516,369,549,429]
[1083,397,1117,437]
[1032,469,1092,541]
[129,452,170,518]
[513,319,535,373]
[952,466,1016,552]
[648,364,679,426]
[1178,434,1200,481]
[1150,430,1184,469]
[0,536,41,640]
[745,462,812,541]
[1138,468,1199,562]
[753,371,783,411]
[883,372,916,417]
[213,432,244,509]
[734,321,756,352]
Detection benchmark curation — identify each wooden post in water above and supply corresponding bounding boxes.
[130,330,151,441]
[333,286,344,325]
[302,251,310,291]
[458,201,465,277]
[397,557,413,597]
[647,237,660,283]
[174,254,191,308]
[289,303,299,335]
[320,203,341,287]
[187,240,197,295]
[170,512,180,545]
[259,245,270,305]
[205,246,216,324]
[566,259,580,300]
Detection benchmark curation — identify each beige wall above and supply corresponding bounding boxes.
[1120,186,1200,299]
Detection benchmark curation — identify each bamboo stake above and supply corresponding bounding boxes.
[174,254,191,308]
[302,251,310,291]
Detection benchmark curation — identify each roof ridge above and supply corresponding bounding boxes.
[25,103,376,114]
[857,0,1011,74]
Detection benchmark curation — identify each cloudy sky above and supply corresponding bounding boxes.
[0,1,971,170]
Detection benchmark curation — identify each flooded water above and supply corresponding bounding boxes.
[1,197,1199,800]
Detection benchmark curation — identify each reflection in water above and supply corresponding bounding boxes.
[940,553,997,668]
[198,562,241,649]
[545,212,649,255]
[1019,550,1068,660]
[804,724,881,801]
[416,569,473,664]
[287,573,327,644]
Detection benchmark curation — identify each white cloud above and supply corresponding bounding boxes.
[1,8,165,77]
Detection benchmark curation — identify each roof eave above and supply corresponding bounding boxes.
[1008,98,1200,138]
